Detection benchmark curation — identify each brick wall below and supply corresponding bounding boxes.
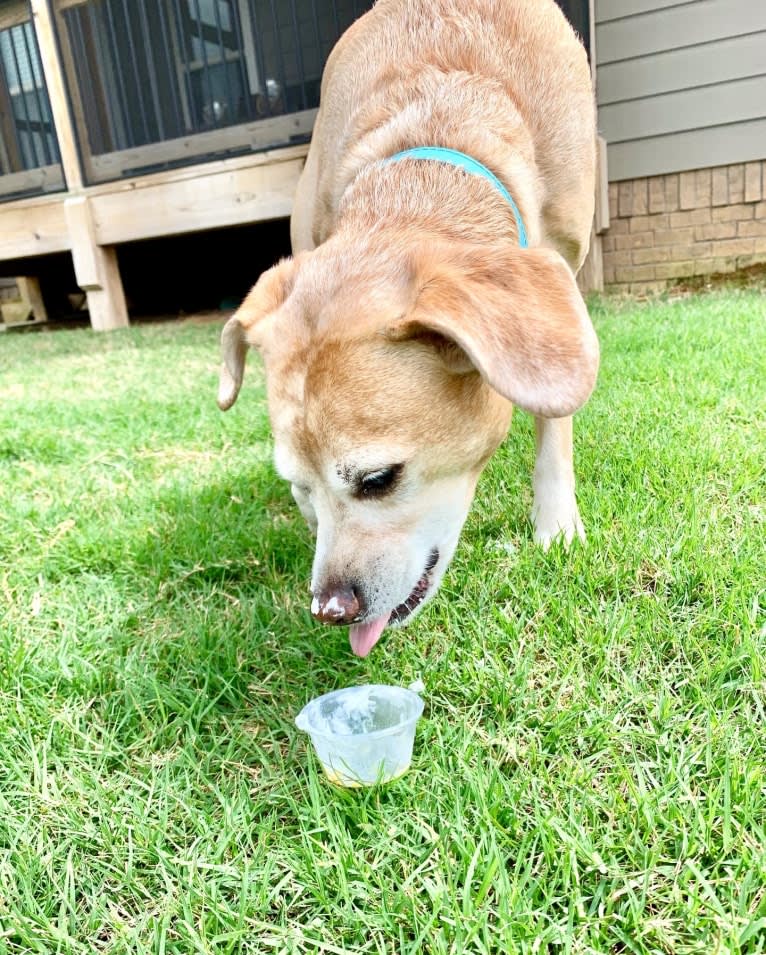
[603,161,766,294]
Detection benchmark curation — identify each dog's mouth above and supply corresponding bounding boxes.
[349,548,439,657]
[389,547,440,625]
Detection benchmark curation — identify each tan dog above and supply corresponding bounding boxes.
[218,0,599,656]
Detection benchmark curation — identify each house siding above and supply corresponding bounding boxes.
[596,0,766,291]
[595,0,766,182]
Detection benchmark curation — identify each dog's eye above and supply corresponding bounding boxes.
[358,464,403,498]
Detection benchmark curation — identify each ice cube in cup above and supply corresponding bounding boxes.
[295,684,424,787]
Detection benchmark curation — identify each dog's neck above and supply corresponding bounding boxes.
[319,75,541,249]
[334,154,535,250]
[384,148,528,247]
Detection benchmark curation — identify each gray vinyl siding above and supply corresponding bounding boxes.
[595,0,766,181]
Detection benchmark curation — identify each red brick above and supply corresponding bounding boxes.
[632,179,649,216]
[648,176,665,214]
[710,237,755,257]
[728,165,745,204]
[738,219,766,238]
[693,258,737,276]
[664,174,680,212]
[614,231,653,251]
[655,260,696,280]
[615,264,656,282]
[653,227,694,246]
[695,169,712,207]
[671,242,712,260]
[694,221,738,241]
[711,167,729,206]
[669,208,711,227]
[618,181,633,218]
[606,249,633,266]
[633,247,673,265]
[679,171,697,210]
[608,183,619,220]
[711,204,755,223]
[744,162,763,203]
[609,218,630,234]
[630,213,670,233]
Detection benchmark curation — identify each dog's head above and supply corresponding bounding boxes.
[218,235,598,655]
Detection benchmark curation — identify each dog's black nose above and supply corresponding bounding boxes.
[311,585,361,625]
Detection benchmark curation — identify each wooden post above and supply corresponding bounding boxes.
[578,0,605,294]
[578,229,604,294]
[0,276,48,326]
[32,1,130,329]
[29,0,82,190]
[17,277,48,322]
[65,197,129,331]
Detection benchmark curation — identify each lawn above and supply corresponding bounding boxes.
[0,287,765,954]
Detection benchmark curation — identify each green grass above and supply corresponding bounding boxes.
[1,287,765,954]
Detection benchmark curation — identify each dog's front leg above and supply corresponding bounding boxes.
[531,416,585,548]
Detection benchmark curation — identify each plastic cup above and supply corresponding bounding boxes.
[295,683,424,787]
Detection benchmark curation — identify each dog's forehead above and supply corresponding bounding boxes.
[268,328,501,488]
[274,425,411,489]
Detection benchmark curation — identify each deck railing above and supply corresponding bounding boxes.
[0,0,587,201]
[51,0,372,184]
[0,0,64,201]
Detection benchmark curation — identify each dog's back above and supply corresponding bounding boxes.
[292,0,595,268]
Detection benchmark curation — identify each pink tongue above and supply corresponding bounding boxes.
[349,614,391,657]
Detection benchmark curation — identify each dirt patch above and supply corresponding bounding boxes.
[666,262,766,298]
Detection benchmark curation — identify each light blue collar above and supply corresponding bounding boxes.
[384,146,528,248]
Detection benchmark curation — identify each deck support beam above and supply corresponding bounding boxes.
[64,197,129,331]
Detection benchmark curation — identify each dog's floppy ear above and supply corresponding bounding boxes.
[218,257,297,411]
[390,244,599,418]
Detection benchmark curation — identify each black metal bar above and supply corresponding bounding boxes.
[67,10,102,154]
[266,0,289,114]
[247,0,273,118]
[85,0,119,151]
[0,32,31,172]
[156,0,185,136]
[287,0,307,111]
[118,0,152,143]
[330,0,341,41]
[170,0,196,131]
[6,24,42,167]
[228,0,253,121]
[210,0,237,125]
[136,0,166,140]
[190,0,216,127]
[309,0,322,76]
[18,21,52,165]
[102,0,132,149]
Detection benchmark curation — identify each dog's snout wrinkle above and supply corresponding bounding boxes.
[312,583,362,625]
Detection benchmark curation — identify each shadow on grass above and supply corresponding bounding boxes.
[34,460,384,782]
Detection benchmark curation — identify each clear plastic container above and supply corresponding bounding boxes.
[295,683,424,787]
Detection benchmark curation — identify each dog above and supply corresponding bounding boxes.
[218,0,599,657]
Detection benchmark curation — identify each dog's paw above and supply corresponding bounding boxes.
[531,495,585,550]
